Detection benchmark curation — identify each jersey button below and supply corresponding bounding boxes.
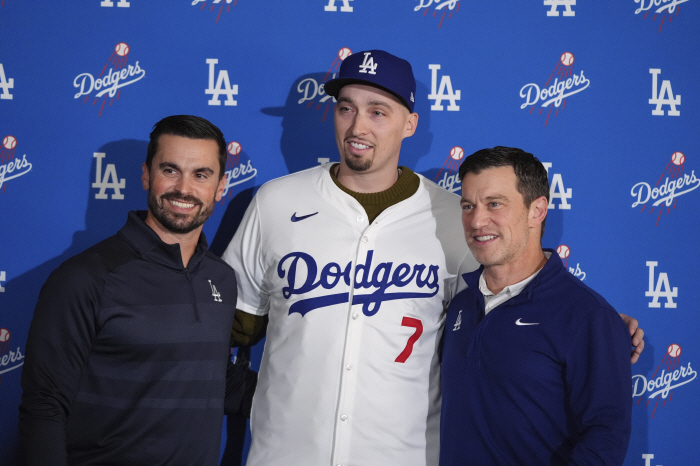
[356,216,363,223]
[340,414,348,421]
[361,236,368,243]
[346,364,352,370]
[352,313,358,320]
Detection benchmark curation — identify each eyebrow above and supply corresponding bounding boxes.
[461,195,509,204]
[336,95,394,110]
[159,162,215,175]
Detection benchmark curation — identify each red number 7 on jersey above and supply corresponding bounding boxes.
[395,317,423,363]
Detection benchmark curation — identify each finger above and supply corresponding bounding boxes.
[631,351,640,364]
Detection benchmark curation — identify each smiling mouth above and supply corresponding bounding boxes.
[349,141,372,150]
[167,198,198,209]
[475,235,497,242]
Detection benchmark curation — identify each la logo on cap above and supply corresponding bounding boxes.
[359,52,378,75]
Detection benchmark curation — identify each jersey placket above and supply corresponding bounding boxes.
[331,211,376,466]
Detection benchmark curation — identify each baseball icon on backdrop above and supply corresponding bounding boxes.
[294,47,352,122]
[632,342,696,418]
[0,327,24,381]
[221,140,257,200]
[519,52,590,126]
[556,243,586,280]
[73,43,146,116]
[227,141,241,166]
[0,134,32,194]
[630,152,698,225]
[435,146,464,193]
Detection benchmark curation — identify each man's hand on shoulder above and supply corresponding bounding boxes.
[619,313,645,364]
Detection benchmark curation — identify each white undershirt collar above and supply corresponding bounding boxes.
[479,251,552,314]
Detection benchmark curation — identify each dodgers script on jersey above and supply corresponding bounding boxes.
[222,164,478,466]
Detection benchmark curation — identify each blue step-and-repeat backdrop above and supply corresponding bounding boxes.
[1,1,698,465]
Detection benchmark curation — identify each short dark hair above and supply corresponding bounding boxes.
[146,115,227,179]
[458,146,550,237]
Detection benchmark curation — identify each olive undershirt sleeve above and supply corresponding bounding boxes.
[231,309,268,347]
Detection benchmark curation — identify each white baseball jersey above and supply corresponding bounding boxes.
[222,164,478,466]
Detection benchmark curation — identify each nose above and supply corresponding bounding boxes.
[349,112,370,137]
[174,174,194,195]
[468,205,490,230]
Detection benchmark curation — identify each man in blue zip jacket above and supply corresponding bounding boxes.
[19,115,256,466]
[440,146,632,465]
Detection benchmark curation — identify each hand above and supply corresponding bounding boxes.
[619,313,645,364]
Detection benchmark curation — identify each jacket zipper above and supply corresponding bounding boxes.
[185,268,201,323]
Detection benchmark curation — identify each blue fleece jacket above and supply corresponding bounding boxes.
[440,250,632,466]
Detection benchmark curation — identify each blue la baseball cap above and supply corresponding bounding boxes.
[324,50,416,113]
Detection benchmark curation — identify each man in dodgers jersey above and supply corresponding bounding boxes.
[222,50,644,466]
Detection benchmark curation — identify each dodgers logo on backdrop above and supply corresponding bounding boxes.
[206,59,238,106]
[645,261,678,308]
[325,0,353,12]
[649,68,680,115]
[277,250,440,317]
[101,0,130,7]
[556,244,586,280]
[0,270,5,292]
[544,0,575,16]
[92,152,125,200]
[428,64,461,111]
[220,140,257,201]
[632,343,696,418]
[630,152,698,225]
[0,63,14,100]
[414,1,460,29]
[192,0,237,23]
[296,48,351,122]
[634,0,688,32]
[519,52,590,126]
[542,162,572,210]
[639,453,666,466]
[434,146,464,193]
[73,43,146,117]
[0,135,32,194]
[0,328,25,384]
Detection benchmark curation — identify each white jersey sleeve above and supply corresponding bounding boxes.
[221,195,269,316]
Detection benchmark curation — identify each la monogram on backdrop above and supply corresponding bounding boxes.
[0,2,697,466]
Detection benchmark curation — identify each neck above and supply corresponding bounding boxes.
[483,248,547,295]
[144,213,201,268]
[336,162,401,193]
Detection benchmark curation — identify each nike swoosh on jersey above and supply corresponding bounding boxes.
[515,318,539,326]
[291,212,319,222]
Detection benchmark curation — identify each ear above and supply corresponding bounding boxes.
[404,112,419,138]
[529,196,548,229]
[215,174,226,202]
[141,163,150,191]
